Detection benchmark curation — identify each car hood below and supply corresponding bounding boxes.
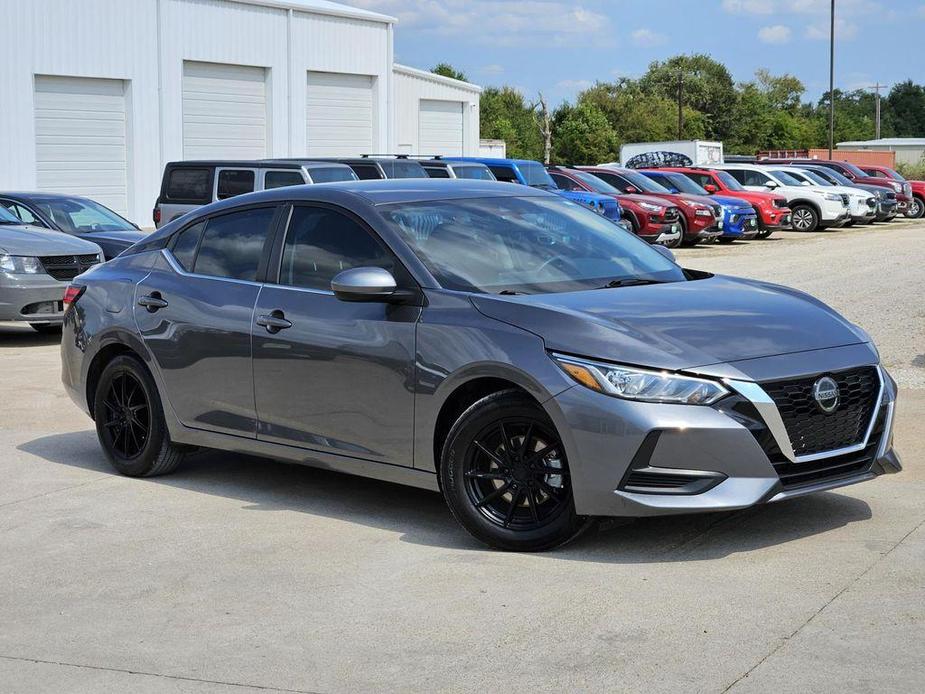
[622,194,675,209]
[79,229,147,246]
[712,194,754,210]
[471,275,867,371]
[0,224,103,256]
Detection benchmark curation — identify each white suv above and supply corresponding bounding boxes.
[715,164,850,232]
[780,167,878,226]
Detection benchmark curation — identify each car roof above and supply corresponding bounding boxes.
[165,160,305,169]
[0,191,98,202]
[445,157,538,167]
[262,159,355,170]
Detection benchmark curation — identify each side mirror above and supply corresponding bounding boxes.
[765,180,779,189]
[703,184,718,194]
[653,244,677,263]
[331,267,397,302]
[625,186,639,194]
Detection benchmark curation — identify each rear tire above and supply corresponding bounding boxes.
[790,204,819,232]
[94,354,186,477]
[30,323,62,335]
[439,390,590,552]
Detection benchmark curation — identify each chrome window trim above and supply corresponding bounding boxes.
[726,366,886,464]
[161,249,263,288]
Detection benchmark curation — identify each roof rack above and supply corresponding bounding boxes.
[360,153,450,160]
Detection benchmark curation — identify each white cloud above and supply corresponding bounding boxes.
[757,24,792,43]
[631,28,668,46]
[480,64,505,75]
[345,1,612,46]
[722,0,775,14]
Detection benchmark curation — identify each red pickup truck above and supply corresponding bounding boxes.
[650,166,791,239]
[858,164,924,219]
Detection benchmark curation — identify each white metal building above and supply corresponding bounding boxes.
[837,138,925,166]
[0,0,481,225]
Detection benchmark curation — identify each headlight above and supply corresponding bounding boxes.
[0,254,43,274]
[638,202,663,213]
[891,182,902,192]
[695,208,713,217]
[823,193,842,202]
[552,353,729,405]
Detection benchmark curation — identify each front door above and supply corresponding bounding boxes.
[252,204,419,466]
[134,205,279,437]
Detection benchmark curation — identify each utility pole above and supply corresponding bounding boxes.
[864,82,887,139]
[828,0,835,159]
[677,71,684,140]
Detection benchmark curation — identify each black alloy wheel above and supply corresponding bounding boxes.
[101,370,151,460]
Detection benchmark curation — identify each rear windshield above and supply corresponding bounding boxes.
[378,160,428,179]
[309,166,359,183]
[453,165,496,181]
[165,168,211,202]
[518,161,557,188]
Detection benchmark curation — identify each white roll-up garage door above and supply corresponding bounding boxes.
[183,61,268,160]
[419,100,464,157]
[306,72,374,157]
[33,75,128,215]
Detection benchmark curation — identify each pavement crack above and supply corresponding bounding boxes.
[722,515,925,692]
[0,475,115,511]
[0,654,324,693]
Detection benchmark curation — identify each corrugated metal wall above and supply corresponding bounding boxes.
[0,0,397,226]
[393,66,480,157]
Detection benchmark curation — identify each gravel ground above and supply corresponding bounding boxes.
[0,220,922,693]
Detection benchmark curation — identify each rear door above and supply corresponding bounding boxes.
[135,205,281,437]
[252,203,419,465]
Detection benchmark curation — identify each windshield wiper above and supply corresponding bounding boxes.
[0,220,25,225]
[597,278,666,289]
[498,289,525,295]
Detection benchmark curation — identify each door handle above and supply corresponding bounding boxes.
[138,293,168,312]
[256,310,292,334]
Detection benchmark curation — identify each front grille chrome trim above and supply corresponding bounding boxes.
[725,366,885,464]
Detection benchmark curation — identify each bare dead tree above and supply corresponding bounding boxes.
[531,93,552,164]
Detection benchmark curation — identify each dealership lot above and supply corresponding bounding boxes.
[1,223,923,693]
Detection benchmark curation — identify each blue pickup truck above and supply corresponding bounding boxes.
[446,157,628,228]
[639,169,759,242]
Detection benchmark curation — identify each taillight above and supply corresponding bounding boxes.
[63,284,86,312]
[153,207,161,224]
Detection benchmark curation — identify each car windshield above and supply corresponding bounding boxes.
[839,162,868,178]
[655,173,707,195]
[769,170,804,187]
[32,197,134,232]
[453,165,496,181]
[0,206,23,224]
[518,161,557,189]
[310,166,358,183]
[381,195,686,295]
[811,168,851,186]
[879,167,905,181]
[799,170,832,186]
[713,170,745,191]
[574,171,620,194]
[619,170,670,193]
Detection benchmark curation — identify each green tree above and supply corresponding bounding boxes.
[638,54,738,139]
[431,63,468,82]
[885,80,925,137]
[479,86,544,160]
[551,102,619,164]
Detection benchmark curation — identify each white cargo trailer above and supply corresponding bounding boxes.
[618,140,724,167]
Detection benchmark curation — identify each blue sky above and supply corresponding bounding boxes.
[346,0,925,106]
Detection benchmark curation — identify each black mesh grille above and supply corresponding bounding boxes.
[624,471,692,489]
[663,208,680,222]
[761,366,880,456]
[39,254,100,282]
[773,199,788,208]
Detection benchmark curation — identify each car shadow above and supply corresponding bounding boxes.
[0,323,61,347]
[19,430,873,563]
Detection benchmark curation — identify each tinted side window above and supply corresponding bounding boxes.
[351,164,382,180]
[743,170,772,186]
[166,168,211,202]
[264,170,306,190]
[424,167,451,178]
[1,201,41,225]
[549,173,578,191]
[686,173,712,188]
[194,207,275,281]
[867,169,887,178]
[279,206,394,291]
[170,221,205,271]
[488,165,519,183]
[217,170,256,200]
[592,171,630,192]
[725,169,748,185]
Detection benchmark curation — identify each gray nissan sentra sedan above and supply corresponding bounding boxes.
[60,180,901,551]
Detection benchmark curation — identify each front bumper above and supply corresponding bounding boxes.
[548,354,900,517]
[721,213,760,239]
[0,273,68,323]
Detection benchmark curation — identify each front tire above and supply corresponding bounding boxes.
[907,197,924,219]
[439,391,589,552]
[94,354,186,477]
[790,204,819,232]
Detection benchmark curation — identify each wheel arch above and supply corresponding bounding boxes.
[84,330,155,419]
